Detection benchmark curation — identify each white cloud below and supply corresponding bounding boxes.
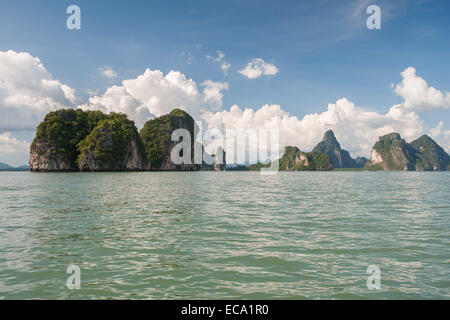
[80,68,228,128]
[428,121,450,153]
[429,121,444,139]
[0,132,29,154]
[444,131,450,154]
[394,67,450,112]
[206,51,225,63]
[1,51,448,164]
[98,65,117,79]
[221,62,231,75]
[202,80,229,111]
[0,50,77,132]
[202,67,450,159]
[0,50,229,133]
[201,98,425,159]
[207,51,231,76]
[238,58,279,79]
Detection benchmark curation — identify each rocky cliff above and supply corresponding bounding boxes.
[312,130,358,168]
[202,146,227,171]
[30,141,77,171]
[213,147,227,171]
[30,109,148,172]
[364,132,450,171]
[29,109,108,171]
[140,109,200,171]
[410,135,450,171]
[30,109,450,173]
[279,146,333,171]
[78,114,148,171]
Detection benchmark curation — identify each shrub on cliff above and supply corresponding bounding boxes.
[279,146,333,171]
[140,109,197,170]
[78,113,147,170]
[30,109,147,171]
[31,109,108,167]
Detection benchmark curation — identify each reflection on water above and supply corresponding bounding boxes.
[0,171,449,299]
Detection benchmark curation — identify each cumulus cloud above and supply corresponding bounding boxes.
[428,120,450,153]
[0,132,30,154]
[429,121,444,139]
[238,58,279,79]
[201,98,425,160]
[201,67,450,160]
[394,67,450,112]
[98,65,118,79]
[1,51,448,164]
[0,50,229,133]
[0,50,77,132]
[202,80,229,110]
[80,68,228,128]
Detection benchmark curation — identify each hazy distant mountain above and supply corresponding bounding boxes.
[355,157,368,168]
[0,162,13,170]
[0,163,29,171]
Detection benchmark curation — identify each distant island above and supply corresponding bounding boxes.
[0,163,29,171]
[267,129,450,172]
[27,108,450,172]
[29,108,224,172]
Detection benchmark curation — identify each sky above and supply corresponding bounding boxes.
[0,0,449,166]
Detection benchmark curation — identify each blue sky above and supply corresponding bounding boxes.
[1,0,450,165]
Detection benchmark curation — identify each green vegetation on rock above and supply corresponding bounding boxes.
[31,109,108,167]
[307,151,334,171]
[365,133,450,171]
[312,130,357,168]
[410,135,450,171]
[140,109,197,169]
[30,110,450,173]
[366,133,417,171]
[78,113,147,169]
[279,146,301,171]
[279,146,333,171]
[248,162,272,171]
[30,109,146,171]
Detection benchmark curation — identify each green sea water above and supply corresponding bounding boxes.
[0,171,449,299]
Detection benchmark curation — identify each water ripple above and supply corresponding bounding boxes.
[0,171,449,299]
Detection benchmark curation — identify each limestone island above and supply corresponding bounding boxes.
[29,109,450,172]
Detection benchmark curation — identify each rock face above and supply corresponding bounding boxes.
[279,146,333,171]
[312,130,357,168]
[29,109,107,172]
[366,133,416,170]
[30,109,148,172]
[213,147,226,171]
[31,109,450,173]
[78,114,148,171]
[410,135,450,171]
[364,132,450,171]
[140,109,200,171]
[30,141,77,171]
[202,146,227,171]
